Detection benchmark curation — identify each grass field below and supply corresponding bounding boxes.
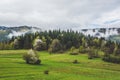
[0,50,120,80]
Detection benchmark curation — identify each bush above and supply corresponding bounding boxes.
[114,48,120,56]
[44,70,49,75]
[23,49,41,64]
[33,37,47,51]
[79,46,89,53]
[103,47,113,55]
[103,55,120,64]
[69,46,78,55]
[48,48,52,54]
[73,60,79,64]
[58,50,64,53]
[33,38,43,51]
[48,39,62,53]
[70,46,76,53]
[88,50,94,59]
[70,52,78,55]
[88,48,99,59]
[35,59,41,64]
[13,39,20,49]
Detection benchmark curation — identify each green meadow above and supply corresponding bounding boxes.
[0,50,120,80]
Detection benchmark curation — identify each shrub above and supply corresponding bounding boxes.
[48,39,62,53]
[13,39,20,49]
[93,49,99,58]
[33,37,47,51]
[70,52,78,55]
[114,48,120,56]
[58,50,64,53]
[70,46,76,53]
[44,70,49,74]
[73,60,79,64]
[69,46,78,55]
[88,48,99,59]
[23,49,41,64]
[48,48,52,54]
[79,46,89,53]
[33,38,43,51]
[103,55,120,64]
[88,50,94,59]
[35,59,41,64]
[103,48,112,55]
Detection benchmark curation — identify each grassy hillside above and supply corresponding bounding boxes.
[0,50,120,80]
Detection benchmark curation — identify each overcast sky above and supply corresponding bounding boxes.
[0,0,120,29]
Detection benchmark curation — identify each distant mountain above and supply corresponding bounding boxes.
[80,28,120,38]
[0,25,120,42]
[80,28,120,42]
[0,26,41,41]
[81,19,120,42]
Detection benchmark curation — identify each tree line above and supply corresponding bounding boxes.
[0,29,120,64]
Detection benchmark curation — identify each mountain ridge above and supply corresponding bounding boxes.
[0,26,41,41]
[0,25,120,42]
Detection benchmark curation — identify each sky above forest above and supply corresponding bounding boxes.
[0,0,120,29]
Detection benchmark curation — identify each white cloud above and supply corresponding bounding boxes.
[0,0,120,29]
[94,7,120,24]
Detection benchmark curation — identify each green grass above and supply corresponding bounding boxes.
[0,50,120,80]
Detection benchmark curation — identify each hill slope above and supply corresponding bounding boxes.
[0,50,120,80]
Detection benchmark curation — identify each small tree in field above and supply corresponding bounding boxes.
[88,47,99,59]
[13,39,20,49]
[48,39,62,53]
[71,46,75,53]
[23,49,41,64]
[33,37,47,51]
[70,46,78,55]
[33,37,43,51]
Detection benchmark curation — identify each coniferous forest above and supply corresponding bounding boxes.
[1,30,120,64]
